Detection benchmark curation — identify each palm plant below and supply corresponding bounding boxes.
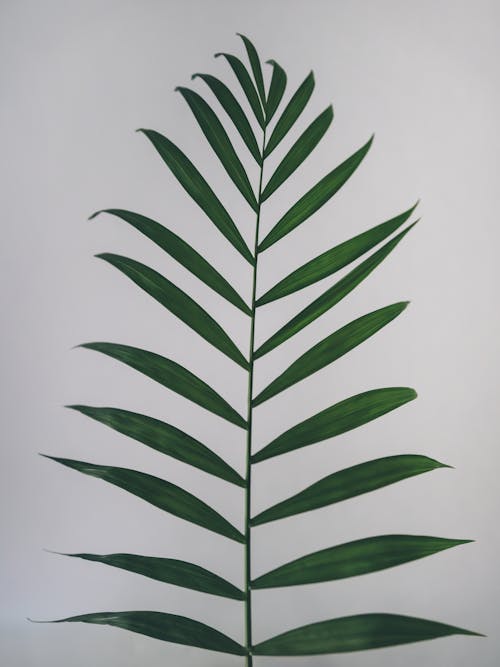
[41,34,480,663]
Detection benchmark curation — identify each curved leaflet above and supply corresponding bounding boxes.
[64,552,244,600]
[79,342,247,428]
[256,204,417,306]
[90,209,251,315]
[251,454,447,526]
[253,302,408,406]
[138,129,253,264]
[48,611,246,655]
[265,60,287,123]
[214,52,264,127]
[252,535,471,588]
[67,405,244,487]
[253,614,481,655]
[97,253,248,369]
[259,136,373,251]
[264,71,315,157]
[45,456,245,543]
[237,34,266,104]
[191,73,261,163]
[252,387,417,463]
[255,224,416,358]
[261,106,334,202]
[177,86,258,210]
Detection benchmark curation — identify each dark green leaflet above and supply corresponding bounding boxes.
[259,137,373,251]
[255,224,415,358]
[252,388,417,463]
[191,73,261,164]
[215,52,265,127]
[251,455,447,526]
[176,87,258,210]
[97,253,248,370]
[253,614,482,655]
[67,405,244,487]
[137,129,253,264]
[256,204,417,306]
[49,611,246,655]
[265,60,287,124]
[237,34,266,104]
[64,552,244,600]
[79,342,247,429]
[98,252,247,368]
[264,71,315,157]
[261,106,334,202]
[253,302,408,406]
[252,535,471,588]
[90,209,251,315]
[45,456,244,543]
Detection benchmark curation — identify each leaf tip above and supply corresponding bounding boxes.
[42,548,66,556]
[88,210,102,221]
[39,453,57,462]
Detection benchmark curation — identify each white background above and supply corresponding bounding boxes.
[2,1,499,665]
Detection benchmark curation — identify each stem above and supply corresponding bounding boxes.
[245,126,266,666]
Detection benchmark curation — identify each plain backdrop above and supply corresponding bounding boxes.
[1,1,499,665]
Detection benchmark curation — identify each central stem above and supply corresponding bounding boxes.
[245,126,266,666]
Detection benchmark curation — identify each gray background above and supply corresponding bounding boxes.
[2,0,499,665]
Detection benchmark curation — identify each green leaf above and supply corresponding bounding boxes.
[259,136,373,251]
[265,60,287,124]
[63,552,245,600]
[96,253,248,370]
[251,455,447,526]
[255,223,415,358]
[45,456,245,543]
[80,342,247,429]
[253,613,482,655]
[137,129,253,264]
[253,302,408,406]
[264,71,315,157]
[237,33,266,105]
[261,106,333,202]
[48,611,246,655]
[191,73,261,164]
[215,52,264,128]
[176,87,258,210]
[252,387,417,463]
[256,204,417,306]
[89,209,251,315]
[67,405,244,487]
[252,535,472,588]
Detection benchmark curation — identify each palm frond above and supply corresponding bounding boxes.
[45,34,479,664]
